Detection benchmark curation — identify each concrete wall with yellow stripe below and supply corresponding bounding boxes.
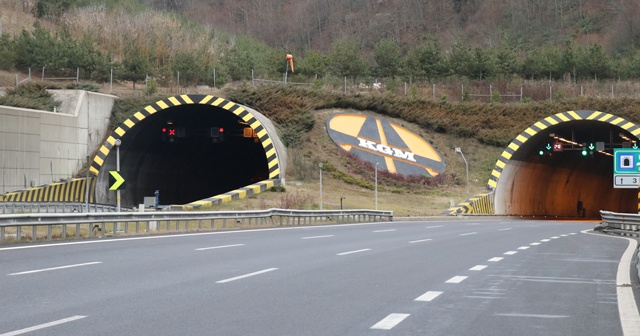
[446,191,495,215]
[451,110,640,215]
[89,95,284,180]
[0,177,95,203]
[487,110,640,191]
[173,179,280,210]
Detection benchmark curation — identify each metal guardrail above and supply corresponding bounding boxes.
[0,202,117,214]
[0,208,393,244]
[599,210,640,236]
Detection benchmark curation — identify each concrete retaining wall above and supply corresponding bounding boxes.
[0,90,115,194]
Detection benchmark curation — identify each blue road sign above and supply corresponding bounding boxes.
[614,149,640,174]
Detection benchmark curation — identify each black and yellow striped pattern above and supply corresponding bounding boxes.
[487,110,640,190]
[89,94,281,180]
[0,177,96,203]
[446,191,495,215]
[177,179,279,210]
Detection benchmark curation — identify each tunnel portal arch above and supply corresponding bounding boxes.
[89,94,285,207]
[487,110,640,217]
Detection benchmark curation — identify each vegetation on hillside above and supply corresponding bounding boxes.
[0,82,61,110]
[1,1,640,91]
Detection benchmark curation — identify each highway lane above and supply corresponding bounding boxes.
[0,219,636,335]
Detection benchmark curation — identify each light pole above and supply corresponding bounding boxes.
[455,147,469,198]
[115,139,121,212]
[319,163,323,210]
[375,162,378,210]
[85,155,90,213]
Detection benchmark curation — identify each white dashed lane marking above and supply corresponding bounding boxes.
[370,314,410,330]
[470,265,487,271]
[8,262,102,276]
[337,249,371,256]
[498,228,512,231]
[460,232,478,236]
[373,229,396,233]
[541,239,551,242]
[301,235,334,240]
[409,239,432,244]
[446,276,468,284]
[504,251,518,255]
[517,246,530,250]
[530,242,541,246]
[0,316,87,336]
[195,244,244,251]
[415,291,443,302]
[488,257,503,262]
[426,225,443,229]
[216,268,278,284]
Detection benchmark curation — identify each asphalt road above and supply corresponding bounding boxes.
[0,219,637,335]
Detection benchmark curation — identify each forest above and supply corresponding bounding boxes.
[0,0,639,89]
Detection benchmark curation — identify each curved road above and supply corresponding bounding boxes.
[0,219,638,335]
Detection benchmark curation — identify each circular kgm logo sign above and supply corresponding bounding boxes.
[326,113,446,177]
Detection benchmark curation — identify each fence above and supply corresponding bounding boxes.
[599,210,640,237]
[0,208,393,244]
[0,202,116,214]
[10,66,640,102]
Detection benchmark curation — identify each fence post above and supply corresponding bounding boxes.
[76,67,79,83]
[15,74,18,87]
[489,84,492,102]
[213,68,216,88]
[549,85,552,100]
[41,66,45,81]
[110,68,113,93]
[611,85,614,98]
[461,84,464,101]
[344,77,347,94]
[252,69,254,87]
[404,82,407,95]
[432,83,435,99]
[520,86,523,101]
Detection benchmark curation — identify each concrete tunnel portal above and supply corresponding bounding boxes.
[491,110,640,218]
[89,95,286,208]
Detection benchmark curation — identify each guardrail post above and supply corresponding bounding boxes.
[17,225,22,241]
[32,226,37,241]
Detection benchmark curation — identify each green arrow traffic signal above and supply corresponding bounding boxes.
[109,171,126,190]
[588,143,595,150]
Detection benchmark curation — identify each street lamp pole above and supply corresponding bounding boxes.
[319,163,323,210]
[455,147,469,197]
[375,162,378,210]
[115,139,121,212]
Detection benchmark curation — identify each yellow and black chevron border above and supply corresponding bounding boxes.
[487,110,640,190]
[176,179,280,210]
[0,177,96,203]
[446,191,495,215]
[90,94,281,179]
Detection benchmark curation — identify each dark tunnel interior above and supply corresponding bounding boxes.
[115,105,269,207]
[495,120,638,218]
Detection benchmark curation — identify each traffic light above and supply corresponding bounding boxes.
[162,126,185,142]
[210,127,225,143]
[581,143,588,156]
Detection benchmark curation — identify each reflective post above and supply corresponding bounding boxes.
[375,163,378,210]
[319,163,323,210]
[455,147,469,198]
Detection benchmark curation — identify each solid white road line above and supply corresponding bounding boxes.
[409,239,432,244]
[504,251,518,255]
[460,232,478,236]
[470,265,487,271]
[337,249,371,256]
[373,229,396,233]
[8,262,102,276]
[498,228,512,231]
[370,314,410,330]
[195,244,244,251]
[488,257,503,262]
[426,225,444,229]
[415,291,443,302]
[301,235,334,239]
[494,313,568,318]
[216,268,278,284]
[0,315,87,336]
[446,276,468,284]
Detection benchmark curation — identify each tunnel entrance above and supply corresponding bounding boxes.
[90,95,284,208]
[491,110,640,218]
